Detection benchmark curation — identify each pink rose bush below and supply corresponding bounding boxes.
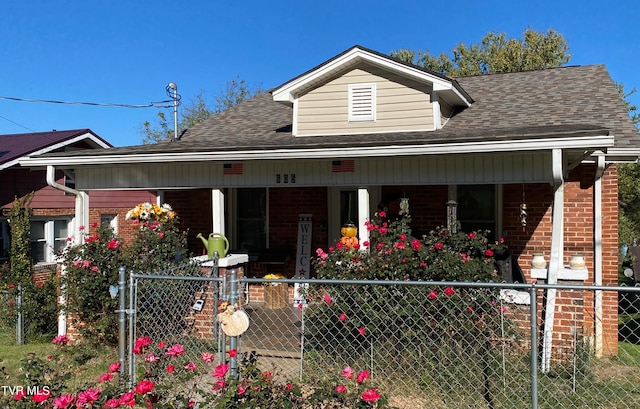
[2,335,387,408]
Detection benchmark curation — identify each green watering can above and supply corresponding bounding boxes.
[196,232,229,259]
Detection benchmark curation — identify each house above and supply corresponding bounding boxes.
[19,46,640,360]
[0,129,157,269]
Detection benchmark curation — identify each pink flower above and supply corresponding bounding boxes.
[323,294,332,305]
[358,326,366,336]
[99,373,114,382]
[362,240,370,247]
[167,364,176,373]
[52,394,75,409]
[467,306,474,313]
[428,291,437,300]
[103,398,120,408]
[485,249,494,257]
[356,370,370,383]
[285,383,293,391]
[135,379,155,395]
[335,385,347,394]
[500,305,507,313]
[109,362,121,373]
[213,363,230,378]
[444,287,455,296]
[158,341,166,348]
[434,242,444,250]
[461,253,471,262]
[76,388,100,406]
[261,371,273,382]
[159,232,165,238]
[341,366,354,379]
[228,349,237,358]
[184,362,196,371]
[52,335,69,345]
[134,336,153,354]
[361,388,381,402]
[339,313,347,322]
[119,391,136,406]
[411,239,421,251]
[31,390,51,402]
[378,211,386,218]
[144,354,159,362]
[79,225,85,231]
[165,343,185,356]
[379,227,387,234]
[237,385,247,395]
[201,351,216,363]
[212,380,226,390]
[107,239,119,249]
[468,232,476,239]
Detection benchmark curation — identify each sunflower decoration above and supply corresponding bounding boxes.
[126,202,176,223]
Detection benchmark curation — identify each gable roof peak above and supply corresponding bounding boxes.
[272,45,473,107]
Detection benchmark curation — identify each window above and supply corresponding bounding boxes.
[348,83,376,122]
[30,219,70,263]
[101,214,118,232]
[455,185,499,242]
[340,190,358,226]
[0,218,9,260]
[236,188,267,252]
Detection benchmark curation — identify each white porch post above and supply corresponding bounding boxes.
[594,153,605,357]
[357,188,370,248]
[211,189,225,234]
[542,148,565,372]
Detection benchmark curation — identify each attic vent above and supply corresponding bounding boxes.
[348,83,376,122]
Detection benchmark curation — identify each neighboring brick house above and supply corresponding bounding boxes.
[0,129,157,266]
[20,46,640,361]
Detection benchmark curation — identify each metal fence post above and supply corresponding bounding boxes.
[16,284,23,345]
[118,266,126,386]
[530,284,538,409]
[229,268,238,378]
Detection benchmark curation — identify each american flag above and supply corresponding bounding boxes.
[223,163,244,175]
[332,160,355,173]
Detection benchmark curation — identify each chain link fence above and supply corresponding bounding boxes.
[0,285,57,345]
[130,271,640,409]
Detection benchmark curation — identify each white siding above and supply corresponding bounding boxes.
[75,152,554,190]
[296,62,434,136]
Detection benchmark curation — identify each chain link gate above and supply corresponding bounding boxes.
[119,266,640,409]
[123,259,227,386]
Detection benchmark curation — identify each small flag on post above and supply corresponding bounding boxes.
[332,160,355,173]
[223,163,244,175]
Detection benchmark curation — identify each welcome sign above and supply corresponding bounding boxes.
[295,214,312,279]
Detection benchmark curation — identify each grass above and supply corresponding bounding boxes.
[0,330,118,392]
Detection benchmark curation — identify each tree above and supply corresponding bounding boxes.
[140,75,262,144]
[391,28,570,76]
[616,85,640,247]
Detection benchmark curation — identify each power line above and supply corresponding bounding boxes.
[0,95,176,109]
[0,114,35,132]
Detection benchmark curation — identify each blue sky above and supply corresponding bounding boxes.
[1,0,638,147]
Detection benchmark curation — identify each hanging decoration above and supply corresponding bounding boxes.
[520,184,527,230]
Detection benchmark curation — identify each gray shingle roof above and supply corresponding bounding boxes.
[40,64,640,158]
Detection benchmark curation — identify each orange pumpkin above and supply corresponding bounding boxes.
[340,222,359,248]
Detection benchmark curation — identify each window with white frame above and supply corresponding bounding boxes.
[101,214,118,232]
[30,219,70,263]
[348,83,376,122]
